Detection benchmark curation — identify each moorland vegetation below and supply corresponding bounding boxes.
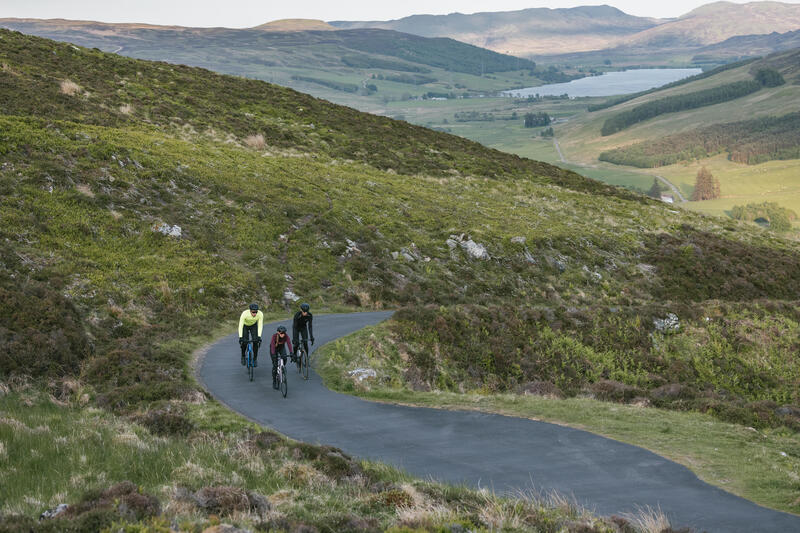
[2,27,800,528]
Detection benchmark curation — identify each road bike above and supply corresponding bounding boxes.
[275,352,288,398]
[244,340,256,382]
[296,339,310,380]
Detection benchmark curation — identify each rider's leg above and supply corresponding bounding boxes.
[252,330,260,367]
[291,328,298,357]
[271,351,278,388]
[278,345,288,368]
[300,331,309,357]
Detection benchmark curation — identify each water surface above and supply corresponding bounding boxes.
[503,68,703,98]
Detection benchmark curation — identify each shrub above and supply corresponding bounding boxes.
[137,404,195,436]
[0,279,91,379]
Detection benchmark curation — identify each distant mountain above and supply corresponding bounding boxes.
[330,6,661,56]
[622,1,800,47]
[255,19,336,31]
[331,2,800,60]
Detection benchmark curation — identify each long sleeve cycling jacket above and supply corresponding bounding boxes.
[238,309,264,337]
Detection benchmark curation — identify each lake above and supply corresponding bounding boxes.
[502,68,704,98]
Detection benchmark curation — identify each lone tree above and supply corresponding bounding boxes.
[691,166,720,201]
[647,177,664,198]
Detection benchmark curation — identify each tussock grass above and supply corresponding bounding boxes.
[244,133,266,149]
[59,78,82,95]
[622,506,672,533]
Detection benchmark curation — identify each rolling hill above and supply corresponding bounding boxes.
[331,5,660,56]
[332,2,800,67]
[0,17,577,109]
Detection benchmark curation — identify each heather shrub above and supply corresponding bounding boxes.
[0,278,90,379]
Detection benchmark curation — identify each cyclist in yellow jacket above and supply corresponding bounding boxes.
[238,303,263,367]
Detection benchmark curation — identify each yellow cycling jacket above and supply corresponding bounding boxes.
[238,309,264,337]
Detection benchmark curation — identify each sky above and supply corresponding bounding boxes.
[2,0,799,27]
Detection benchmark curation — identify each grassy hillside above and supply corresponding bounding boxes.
[2,28,800,527]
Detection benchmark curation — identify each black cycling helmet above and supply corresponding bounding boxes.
[300,302,310,312]
[249,303,259,311]
[277,325,287,333]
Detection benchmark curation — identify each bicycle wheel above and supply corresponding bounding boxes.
[248,360,254,381]
[301,349,309,380]
[280,367,288,398]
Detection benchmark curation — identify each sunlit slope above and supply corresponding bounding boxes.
[558,50,800,164]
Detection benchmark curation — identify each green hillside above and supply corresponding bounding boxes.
[2,29,800,527]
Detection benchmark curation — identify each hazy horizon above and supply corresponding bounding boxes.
[4,0,800,29]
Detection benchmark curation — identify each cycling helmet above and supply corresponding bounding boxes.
[277,325,287,333]
[300,302,310,312]
[249,303,259,311]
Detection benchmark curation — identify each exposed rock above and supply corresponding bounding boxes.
[523,249,537,264]
[348,368,377,382]
[462,239,490,260]
[152,222,182,238]
[582,265,602,281]
[511,236,526,244]
[776,405,800,417]
[40,503,69,520]
[345,238,361,256]
[637,263,657,275]
[446,234,490,259]
[283,289,300,303]
[653,313,680,333]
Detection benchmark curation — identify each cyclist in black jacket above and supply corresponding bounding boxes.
[292,302,314,362]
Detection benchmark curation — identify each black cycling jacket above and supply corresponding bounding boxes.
[292,311,313,339]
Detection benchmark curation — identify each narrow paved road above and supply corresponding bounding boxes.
[198,312,800,533]
[655,174,688,203]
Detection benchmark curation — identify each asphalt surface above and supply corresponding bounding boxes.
[199,311,800,532]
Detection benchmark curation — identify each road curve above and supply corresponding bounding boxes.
[198,312,800,533]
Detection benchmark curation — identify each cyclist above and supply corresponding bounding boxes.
[270,325,293,389]
[238,303,263,367]
[292,302,314,362]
